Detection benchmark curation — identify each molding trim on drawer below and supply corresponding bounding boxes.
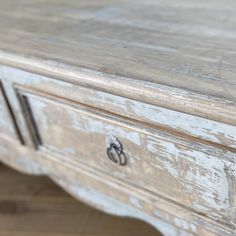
[4,65,236,150]
[0,66,235,149]
[0,50,236,127]
[0,81,23,143]
[15,86,236,228]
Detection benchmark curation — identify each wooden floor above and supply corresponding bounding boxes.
[0,163,161,236]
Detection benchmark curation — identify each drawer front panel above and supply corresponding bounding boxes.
[0,81,19,141]
[19,91,235,224]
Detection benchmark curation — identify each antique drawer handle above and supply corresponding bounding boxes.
[106,138,126,166]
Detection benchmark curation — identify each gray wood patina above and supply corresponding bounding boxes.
[0,1,235,235]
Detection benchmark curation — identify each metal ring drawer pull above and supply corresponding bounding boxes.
[106,138,126,166]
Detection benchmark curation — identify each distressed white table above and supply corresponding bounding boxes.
[0,1,235,235]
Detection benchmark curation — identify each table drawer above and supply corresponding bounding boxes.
[18,89,235,225]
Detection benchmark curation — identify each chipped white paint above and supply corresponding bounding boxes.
[174,218,197,233]
[1,65,236,148]
[129,196,143,209]
[0,134,234,236]
[94,90,236,149]
[27,95,142,146]
[0,1,235,234]
[225,163,236,177]
[18,91,236,226]
[130,101,236,148]
[147,137,232,214]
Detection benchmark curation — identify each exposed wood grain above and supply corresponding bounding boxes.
[0,0,235,125]
[0,0,235,98]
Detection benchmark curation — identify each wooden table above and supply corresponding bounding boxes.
[0,1,235,235]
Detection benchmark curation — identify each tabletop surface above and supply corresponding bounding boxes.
[0,0,236,102]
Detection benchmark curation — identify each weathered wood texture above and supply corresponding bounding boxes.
[0,1,235,236]
[1,66,236,150]
[18,88,236,225]
[0,66,235,228]
[0,0,236,100]
[0,0,236,125]
[0,163,160,236]
[0,136,234,236]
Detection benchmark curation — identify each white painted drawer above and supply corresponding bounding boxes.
[17,89,236,226]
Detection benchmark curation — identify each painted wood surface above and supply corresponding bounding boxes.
[0,1,235,235]
[16,90,236,228]
[0,136,234,236]
[1,66,236,150]
[0,64,235,235]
